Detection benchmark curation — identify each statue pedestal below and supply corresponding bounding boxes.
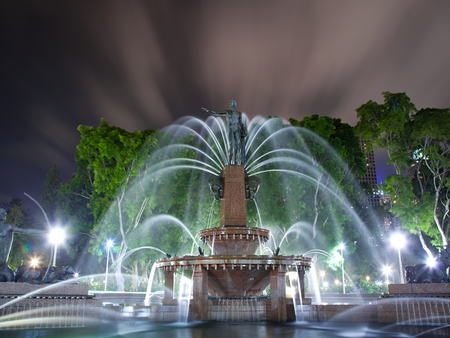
[220,165,247,227]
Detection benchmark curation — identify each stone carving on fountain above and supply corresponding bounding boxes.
[156,101,312,322]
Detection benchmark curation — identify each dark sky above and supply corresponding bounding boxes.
[1,0,450,206]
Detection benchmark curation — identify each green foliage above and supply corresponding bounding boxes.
[355,92,416,174]
[356,92,450,250]
[60,119,160,289]
[290,115,366,178]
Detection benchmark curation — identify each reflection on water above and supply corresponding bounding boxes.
[3,321,450,338]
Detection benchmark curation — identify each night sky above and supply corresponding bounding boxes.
[1,1,450,206]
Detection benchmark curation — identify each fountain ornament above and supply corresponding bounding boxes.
[155,100,312,322]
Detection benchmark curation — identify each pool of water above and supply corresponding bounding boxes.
[3,321,450,338]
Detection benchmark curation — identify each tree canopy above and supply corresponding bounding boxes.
[356,92,450,253]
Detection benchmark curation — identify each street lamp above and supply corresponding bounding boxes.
[390,232,406,283]
[427,256,437,268]
[30,257,39,268]
[49,227,65,266]
[105,239,114,292]
[337,243,346,294]
[382,265,391,285]
[320,270,325,286]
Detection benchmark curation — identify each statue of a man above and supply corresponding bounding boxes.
[202,100,248,165]
[0,208,47,282]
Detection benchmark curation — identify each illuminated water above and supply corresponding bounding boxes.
[3,113,440,335]
[4,321,450,338]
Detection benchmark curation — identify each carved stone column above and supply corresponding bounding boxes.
[297,269,306,301]
[220,165,247,227]
[269,265,287,322]
[163,269,174,299]
[192,265,209,320]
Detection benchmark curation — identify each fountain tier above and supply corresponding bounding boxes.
[198,227,269,255]
[157,254,311,298]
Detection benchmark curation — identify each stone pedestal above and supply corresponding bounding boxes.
[220,166,247,227]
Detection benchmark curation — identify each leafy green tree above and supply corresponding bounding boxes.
[63,119,159,290]
[356,92,450,254]
[355,92,416,174]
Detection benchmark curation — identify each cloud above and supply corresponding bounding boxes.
[1,0,450,203]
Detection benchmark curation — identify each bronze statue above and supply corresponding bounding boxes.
[208,177,224,200]
[0,208,47,282]
[202,100,248,165]
[245,176,261,200]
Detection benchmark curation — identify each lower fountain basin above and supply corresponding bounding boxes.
[156,254,311,297]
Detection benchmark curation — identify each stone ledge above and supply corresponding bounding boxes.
[0,282,89,296]
[388,283,450,294]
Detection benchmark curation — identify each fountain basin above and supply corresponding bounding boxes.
[199,227,270,255]
[156,254,311,297]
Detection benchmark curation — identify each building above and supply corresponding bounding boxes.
[359,139,380,207]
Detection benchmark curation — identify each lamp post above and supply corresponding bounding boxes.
[49,227,65,267]
[390,232,406,283]
[105,240,113,292]
[338,243,345,294]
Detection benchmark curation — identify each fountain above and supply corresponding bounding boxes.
[155,101,311,322]
[2,100,450,336]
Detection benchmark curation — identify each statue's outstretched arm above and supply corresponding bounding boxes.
[11,224,47,235]
[202,108,227,116]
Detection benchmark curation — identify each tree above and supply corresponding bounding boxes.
[406,108,450,248]
[63,119,159,290]
[355,92,416,174]
[40,164,63,223]
[355,92,450,255]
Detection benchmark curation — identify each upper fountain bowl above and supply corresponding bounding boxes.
[199,227,270,255]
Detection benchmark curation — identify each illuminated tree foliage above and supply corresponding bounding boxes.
[62,120,202,290]
[62,119,159,290]
[356,92,450,254]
